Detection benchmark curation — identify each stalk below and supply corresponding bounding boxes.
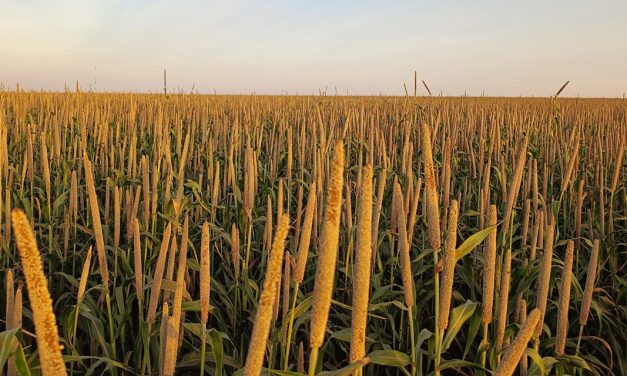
[73,246,92,347]
[309,141,345,373]
[421,123,442,375]
[350,165,374,371]
[285,181,317,370]
[244,214,289,376]
[308,347,319,376]
[283,282,300,370]
[437,200,459,372]
[481,205,497,369]
[555,240,574,355]
[394,182,415,375]
[83,151,116,357]
[200,221,211,375]
[408,307,417,376]
[577,239,600,354]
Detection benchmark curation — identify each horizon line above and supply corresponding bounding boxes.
[2,87,626,100]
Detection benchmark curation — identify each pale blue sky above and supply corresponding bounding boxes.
[1,0,626,96]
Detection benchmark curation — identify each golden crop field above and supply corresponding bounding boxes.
[0,91,625,375]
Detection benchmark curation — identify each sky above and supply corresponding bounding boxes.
[1,0,626,97]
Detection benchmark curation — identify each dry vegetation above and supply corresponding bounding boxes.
[0,91,625,375]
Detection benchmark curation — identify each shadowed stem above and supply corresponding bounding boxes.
[104,290,117,375]
[283,281,300,370]
[308,346,319,376]
[408,307,416,376]
[576,325,584,355]
[480,323,489,371]
[200,324,207,375]
[434,249,441,376]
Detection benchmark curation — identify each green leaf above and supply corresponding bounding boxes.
[318,358,370,376]
[14,344,31,376]
[463,309,481,360]
[266,370,305,376]
[556,354,591,371]
[62,355,131,372]
[442,301,478,352]
[415,329,433,371]
[268,369,304,376]
[328,328,352,343]
[367,349,410,368]
[277,295,313,338]
[0,329,18,370]
[176,349,240,369]
[524,348,547,376]
[461,210,481,217]
[439,359,485,372]
[208,328,224,376]
[233,368,306,376]
[161,279,177,292]
[455,225,496,261]
[182,299,202,312]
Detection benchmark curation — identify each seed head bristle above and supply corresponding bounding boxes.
[310,141,345,350]
[12,209,68,376]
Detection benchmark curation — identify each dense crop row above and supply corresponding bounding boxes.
[0,92,625,375]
